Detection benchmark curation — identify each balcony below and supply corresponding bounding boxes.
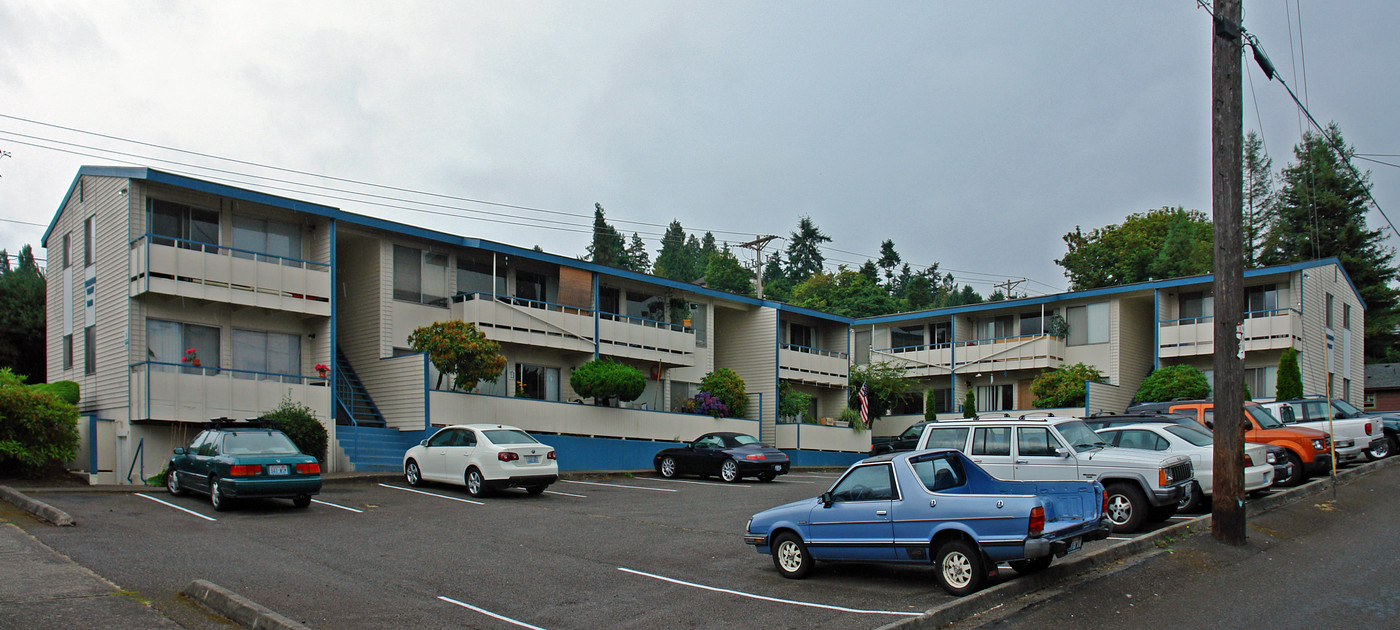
[451,293,697,366]
[873,342,955,377]
[1157,308,1302,358]
[957,334,1065,371]
[129,361,331,422]
[128,235,331,317]
[779,343,848,388]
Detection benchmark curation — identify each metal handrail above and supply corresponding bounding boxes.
[599,310,693,333]
[126,437,144,484]
[1159,307,1300,326]
[130,360,329,385]
[779,342,849,359]
[454,291,595,316]
[130,233,330,271]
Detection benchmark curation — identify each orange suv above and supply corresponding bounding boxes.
[1128,400,1330,487]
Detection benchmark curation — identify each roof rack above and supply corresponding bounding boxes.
[1018,411,1055,420]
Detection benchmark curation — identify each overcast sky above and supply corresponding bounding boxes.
[1,1,1396,297]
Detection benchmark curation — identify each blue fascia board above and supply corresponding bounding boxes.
[44,166,149,246]
[855,258,1361,325]
[771,302,855,324]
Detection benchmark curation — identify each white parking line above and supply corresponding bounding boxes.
[645,477,751,488]
[560,480,677,492]
[544,489,587,498]
[617,568,921,617]
[311,498,363,513]
[135,493,216,522]
[438,596,547,630]
[1168,515,1195,520]
[785,474,839,479]
[378,483,484,505]
[1107,536,1134,541]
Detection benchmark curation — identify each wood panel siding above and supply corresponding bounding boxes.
[334,232,383,370]
[714,307,777,440]
[1117,297,1155,398]
[557,266,593,309]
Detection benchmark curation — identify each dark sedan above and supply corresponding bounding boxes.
[654,432,790,482]
[167,422,322,511]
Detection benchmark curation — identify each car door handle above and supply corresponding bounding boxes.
[1015,459,1029,464]
[875,510,888,516]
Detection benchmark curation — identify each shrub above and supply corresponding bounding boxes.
[263,397,328,463]
[924,390,937,421]
[407,320,507,390]
[30,381,80,405]
[569,357,646,404]
[0,368,80,477]
[1030,363,1105,408]
[840,407,865,432]
[679,392,730,419]
[778,381,812,422]
[962,389,977,418]
[848,361,911,423]
[699,368,747,417]
[1276,347,1303,400]
[1134,365,1212,403]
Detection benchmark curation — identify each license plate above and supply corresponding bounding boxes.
[268,464,289,475]
[526,455,540,464]
[773,464,782,471]
[1066,537,1082,554]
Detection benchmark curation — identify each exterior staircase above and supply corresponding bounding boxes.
[334,347,386,428]
[336,424,426,472]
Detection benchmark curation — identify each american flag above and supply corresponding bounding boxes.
[857,383,869,425]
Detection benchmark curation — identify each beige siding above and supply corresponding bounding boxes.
[85,175,134,419]
[1116,296,1154,397]
[1299,269,1329,397]
[714,307,777,440]
[335,232,382,370]
[357,354,427,430]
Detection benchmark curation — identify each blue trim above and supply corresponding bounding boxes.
[423,353,431,431]
[592,272,600,360]
[1153,289,1160,371]
[774,315,781,444]
[780,448,865,469]
[88,415,98,474]
[329,218,339,430]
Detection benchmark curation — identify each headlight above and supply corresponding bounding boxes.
[1266,451,1279,465]
[746,518,753,533]
[1312,439,1326,452]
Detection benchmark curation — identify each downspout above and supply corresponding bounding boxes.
[329,218,339,469]
[1153,289,1160,371]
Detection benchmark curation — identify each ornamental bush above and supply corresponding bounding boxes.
[1134,365,1212,403]
[778,381,812,422]
[30,381,80,405]
[962,389,977,418]
[569,357,646,405]
[407,320,508,390]
[1276,347,1303,400]
[0,368,80,477]
[699,368,747,417]
[263,396,328,463]
[1030,363,1105,408]
[679,392,730,418]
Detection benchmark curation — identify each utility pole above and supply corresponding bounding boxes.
[1210,0,1247,546]
[993,278,1026,299]
[738,235,778,299]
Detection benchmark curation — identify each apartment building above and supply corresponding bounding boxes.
[43,167,863,483]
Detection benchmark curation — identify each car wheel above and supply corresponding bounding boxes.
[720,459,740,483]
[293,494,311,508]
[210,477,228,512]
[1278,451,1305,487]
[757,472,776,482]
[465,468,488,498]
[526,485,547,496]
[1366,436,1392,461]
[659,456,678,478]
[166,468,184,496]
[771,532,813,579]
[1104,483,1147,533]
[933,539,986,597]
[1008,555,1053,575]
[405,459,423,487]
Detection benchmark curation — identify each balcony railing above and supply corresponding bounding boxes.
[779,343,848,388]
[1158,307,1301,357]
[779,342,848,360]
[129,360,330,422]
[129,234,330,316]
[452,292,697,365]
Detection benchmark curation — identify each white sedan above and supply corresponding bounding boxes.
[403,424,558,497]
[1097,422,1273,512]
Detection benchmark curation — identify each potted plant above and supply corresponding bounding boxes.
[315,363,330,379]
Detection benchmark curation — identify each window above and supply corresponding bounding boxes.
[890,325,924,349]
[671,381,700,412]
[1365,393,1377,410]
[1326,293,1334,329]
[232,330,301,380]
[232,215,301,263]
[976,384,1013,412]
[970,427,1011,456]
[931,322,951,345]
[912,454,966,492]
[1344,304,1351,330]
[62,233,71,268]
[853,330,871,364]
[84,216,95,266]
[690,302,707,347]
[515,270,547,303]
[1245,284,1278,317]
[1180,292,1213,320]
[598,287,620,314]
[976,315,1013,340]
[923,427,968,450]
[1343,378,1351,401]
[788,322,815,348]
[891,393,923,415]
[83,326,96,375]
[62,335,73,370]
[149,200,218,251]
[1017,427,1059,456]
[1244,366,1276,400]
[929,388,952,414]
[1117,429,1168,451]
[829,464,894,502]
[1066,302,1108,345]
[147,319,220,374]
[515,364,560,401]
[392,245,449,306]
[456,258,506,296]
[1019,312,1043,336]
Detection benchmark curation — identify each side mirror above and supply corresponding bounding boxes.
[1204,421,1215,430]
[419,439,428,447]
[172,447,186,455]
[686,444,696,450]
[1055,447,1071,458]
[820,492,834,508]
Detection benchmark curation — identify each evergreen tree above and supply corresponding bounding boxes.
[1276,347,1303,400]
[1243,130,1274,268]
[1259,123,1400,361]
[586,203,627,268]
[876,240,901,285]
[857,260,879,285]
[654,221,697,282]
[0,245,46,382]
[625,232,650,273]
[784,216,830,282]
[904,273,933,311]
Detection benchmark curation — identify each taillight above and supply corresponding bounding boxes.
[229,464,261,476]
[1244,454,1255,467]
[1028,506,1045,537]
[547,451,556,460]
[296,463,320,474]
[745,453,766,460]
[498,452,520,462]
[1366,422,1374,435]
[1102,489,1109,515]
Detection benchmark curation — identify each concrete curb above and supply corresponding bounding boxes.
[877,454,1400,630]
[0,485,75,526]
[182,580,309,630]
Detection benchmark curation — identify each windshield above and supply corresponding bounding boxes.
[482,429,539,445]
[1333,399,1365,416]
[1055,420,1106,452]
[1165,424,1214,447]
[222,431,300,455]
[900,424,924,439]
[1247,406,1283,428]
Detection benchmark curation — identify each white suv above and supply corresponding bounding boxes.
[1256,398,1388,463]
[916,415,1194,533]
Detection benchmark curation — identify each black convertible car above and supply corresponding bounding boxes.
[653,432,790,482]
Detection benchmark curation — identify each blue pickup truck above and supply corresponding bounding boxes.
[743,448,1112,596]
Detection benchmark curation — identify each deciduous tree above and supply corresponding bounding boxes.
[1056,207,1213,290]
[407,321,507,390]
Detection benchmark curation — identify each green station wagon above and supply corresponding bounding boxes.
[166,422,322,511]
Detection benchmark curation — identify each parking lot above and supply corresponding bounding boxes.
[17,470,1224,629]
